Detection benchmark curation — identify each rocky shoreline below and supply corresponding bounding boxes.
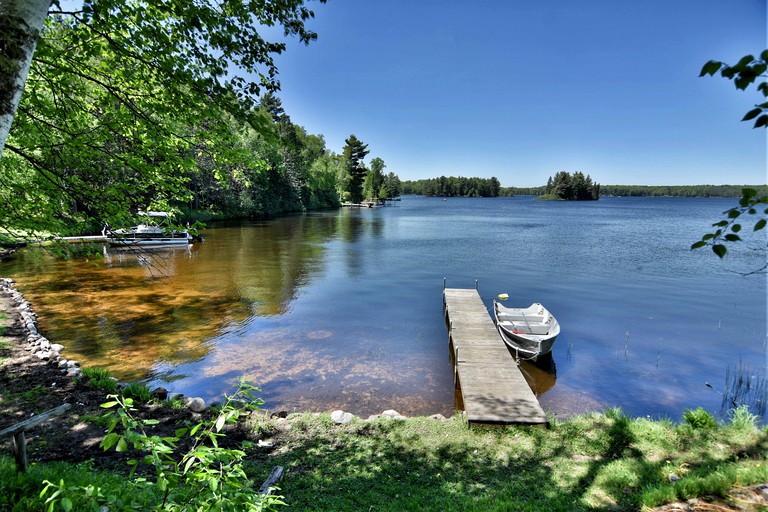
[0,277,451,424]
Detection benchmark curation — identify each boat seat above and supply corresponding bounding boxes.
[501,320,551,335]
[497,314,546,323]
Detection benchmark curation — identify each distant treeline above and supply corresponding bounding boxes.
[596,185,767,198]
[403,179,766,199]
[401,176,501,197]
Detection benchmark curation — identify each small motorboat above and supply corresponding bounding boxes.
[493,300,560,361]
[103,212,192,247]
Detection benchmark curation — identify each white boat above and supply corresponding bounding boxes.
[102,212,192,247]
[493,300,560,360]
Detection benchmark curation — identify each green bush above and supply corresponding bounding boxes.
[120,381,151,403]
[41,379,284,511]
[683,407,718,429]
[80,367,118,394]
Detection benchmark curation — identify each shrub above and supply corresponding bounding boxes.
[80,367,118,394]
[120,382,151,403]
[41,379,284,511]
[683,407,718,429]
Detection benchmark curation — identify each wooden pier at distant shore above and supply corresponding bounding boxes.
[443,287,547,426]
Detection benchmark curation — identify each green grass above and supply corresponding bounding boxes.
[79,366,119,393]
[251,407,767,511]
[1,406,765,511]
[120,381,152,403]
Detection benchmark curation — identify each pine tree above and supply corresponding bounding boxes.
[343,135,369,203]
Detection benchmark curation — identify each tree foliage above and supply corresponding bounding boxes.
[543,171,599,200]
[0,0,330,242]
[700,50,768,128]
[695,50,768,265]
[341,134,370,204]
[401,176,501,197]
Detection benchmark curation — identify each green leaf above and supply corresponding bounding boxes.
[723,234,741,241]
[727,209,741,219]
[735,55,755,69]
[699,60,722,76]
[691,241,707,249]
[754,114,768,128]
[731,224,741,232]
[101,401,120,409]
[712,244,727,258]
[742,188,758,198]
[61,497,73,512]
[761,49,768,61]
[742,107,763,121]
[101,433,120,450]
[215,414,226,432]
[116,437,129,452]
[754,219,767,231]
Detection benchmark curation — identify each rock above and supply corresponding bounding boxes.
[36,351,51,360]
[184,397,206,413]
[67,360,79,368]
[330,410,355,424]
[50,343,64,352]
[381,409,406,420]
[270,411,288,419]
[150,387,168,400]
[58,359,68,368]
[428,414,448,421]
[366,414,381,421]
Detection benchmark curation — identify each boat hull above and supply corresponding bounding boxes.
[107,236,192,247]
[494,301,559,361]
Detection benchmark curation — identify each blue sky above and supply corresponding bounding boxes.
[269,0,766,187]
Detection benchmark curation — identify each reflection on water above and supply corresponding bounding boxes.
[2,197,766,420]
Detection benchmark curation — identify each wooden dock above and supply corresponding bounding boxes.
[443,288,547,426]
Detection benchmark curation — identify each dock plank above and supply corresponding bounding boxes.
[444,288,547,426]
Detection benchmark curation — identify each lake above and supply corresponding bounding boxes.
[3,196,766,421]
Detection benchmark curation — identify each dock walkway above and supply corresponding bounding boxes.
[443,288,547,426]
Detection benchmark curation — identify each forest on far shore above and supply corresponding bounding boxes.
[402,178,767,199]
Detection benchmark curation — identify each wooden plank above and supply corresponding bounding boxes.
[259,465,284,495]
[0,403,72,472]
[0,404,71,437]
[444,288,547,426]
[458,363,547,425]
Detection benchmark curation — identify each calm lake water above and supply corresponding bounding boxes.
[3,196,766,421]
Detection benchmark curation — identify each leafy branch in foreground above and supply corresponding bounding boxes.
[41,379,284,511]
[700,50,768,128]
[691,187,768,261]
[695,51,768,265]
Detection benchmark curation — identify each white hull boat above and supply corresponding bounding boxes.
[103,212,192,247]
[493,301,560,361]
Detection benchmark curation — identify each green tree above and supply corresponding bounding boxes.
[0,0,326,240]
[694,50,768,266]
[552,171,573,199]
[342,134,369,204]
[365,156,386,199]
[383,172,402,198]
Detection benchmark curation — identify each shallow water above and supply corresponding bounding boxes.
[4,196,766,420]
